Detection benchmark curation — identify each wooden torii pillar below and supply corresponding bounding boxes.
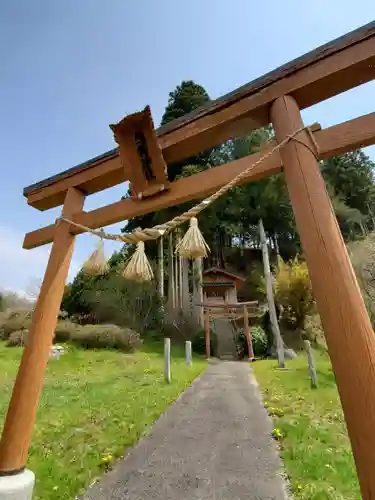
[0,188,85,473]
[271,95,375,499]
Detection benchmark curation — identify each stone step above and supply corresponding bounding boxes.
[214,318,239,360]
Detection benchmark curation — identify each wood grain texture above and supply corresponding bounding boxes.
[160,37,375,164]
[26,154,124,211]
[22,112,375,250]
[271,95,375,500]
[0,188,85,473]
[23,22,375,210]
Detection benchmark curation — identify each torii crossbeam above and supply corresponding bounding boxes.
[2,20,375,499]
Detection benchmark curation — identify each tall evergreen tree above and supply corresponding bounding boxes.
[322,150,375,215]
[161,80,212,181]
[161,80,210,126]
[322,150,375,237]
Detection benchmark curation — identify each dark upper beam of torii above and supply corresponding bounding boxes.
[23,20,375,211]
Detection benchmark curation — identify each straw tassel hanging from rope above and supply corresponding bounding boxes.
[121,241,154,281]
[176,217,210,259]
[82,233,109,276]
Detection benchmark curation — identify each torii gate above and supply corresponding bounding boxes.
[2,21,375,499]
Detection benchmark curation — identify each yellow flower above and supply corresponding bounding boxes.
[272,427,284,440]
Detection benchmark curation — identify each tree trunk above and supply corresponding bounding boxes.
[259,219,285,368]
[158,236,164,301]
[193,258,204,326]
[359,222,367,237]
[182,258,190,312]
[167,233,175,310]
[274,232,281,263]
[175,231,181,310]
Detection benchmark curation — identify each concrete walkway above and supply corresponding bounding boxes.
[83,361,290,500]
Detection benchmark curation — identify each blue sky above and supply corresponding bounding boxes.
[0,1,375,295]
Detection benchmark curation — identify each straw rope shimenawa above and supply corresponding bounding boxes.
[59,126,318,280]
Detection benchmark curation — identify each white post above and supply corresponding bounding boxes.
[304,340,318,388]
[164,338,171,383]
[185,341,192,367]
[0,470,35,500]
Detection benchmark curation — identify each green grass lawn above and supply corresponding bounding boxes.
[253,350,360,500]
[0,340,206,500]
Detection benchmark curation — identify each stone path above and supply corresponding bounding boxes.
[83,361,290,500]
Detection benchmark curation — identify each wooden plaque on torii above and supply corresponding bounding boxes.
[110,105,170,200]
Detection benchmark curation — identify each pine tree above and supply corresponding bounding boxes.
[161,80,210,126]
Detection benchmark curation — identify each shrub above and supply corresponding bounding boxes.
[274,257,314,329]
[58,310,69,320]
[0,291,33,311]
[239,325,268,357]
[304,313,327,349]
[0,312,8,340]
[348,235,375,326]
[0,310,32,340]
[54,320,80,343]
[7,330,28,347]
[64,272,163,334]
[191,328,217,356]
[163,310,202,342]
[70,324,141,352]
